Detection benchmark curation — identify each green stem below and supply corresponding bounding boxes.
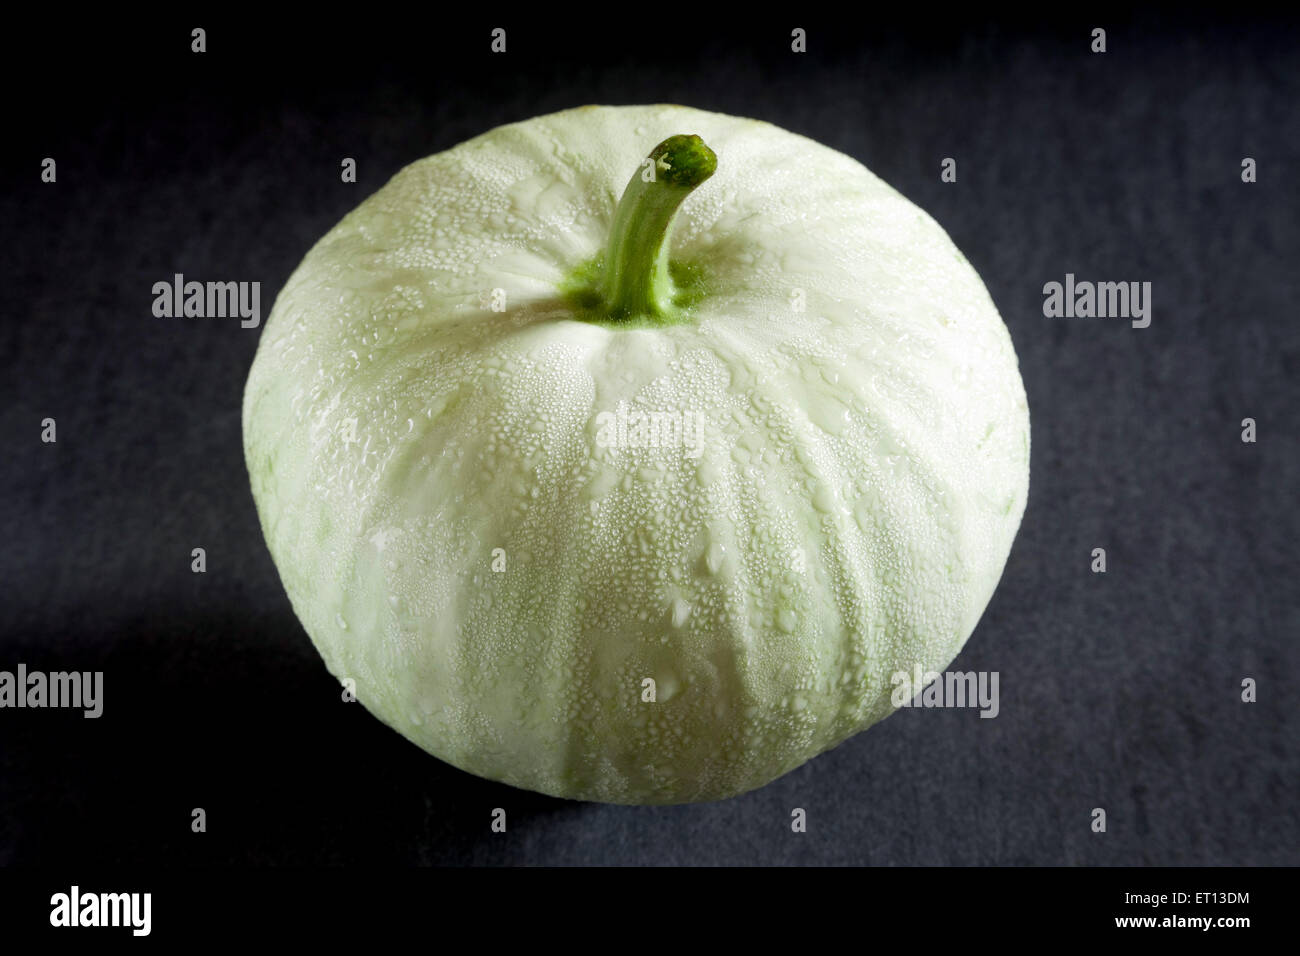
[601,134,717,320]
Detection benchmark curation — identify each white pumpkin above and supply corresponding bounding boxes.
[243,104,1030,804]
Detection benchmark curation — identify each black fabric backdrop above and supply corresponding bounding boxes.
[1,12,1296,865]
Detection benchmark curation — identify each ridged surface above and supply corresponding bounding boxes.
[242,104,1030,803]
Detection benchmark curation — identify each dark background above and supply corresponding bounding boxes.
[1,11,1296,866]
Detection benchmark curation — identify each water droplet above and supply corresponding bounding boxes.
[705,542,726,575]
[671,598,692,628]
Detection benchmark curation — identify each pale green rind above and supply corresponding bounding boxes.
[242,104,1031,804]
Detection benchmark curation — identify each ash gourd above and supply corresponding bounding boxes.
[242,105,1030,804]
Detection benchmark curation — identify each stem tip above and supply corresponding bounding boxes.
[649,134,717,189]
